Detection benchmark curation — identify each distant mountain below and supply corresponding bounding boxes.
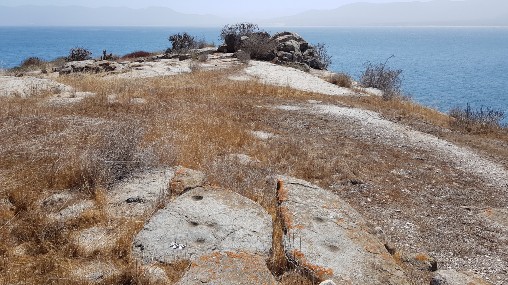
[264,0,508,27]
[1,0,507,27]
[0,5,227,26]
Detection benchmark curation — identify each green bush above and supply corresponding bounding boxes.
[168,32,197,54]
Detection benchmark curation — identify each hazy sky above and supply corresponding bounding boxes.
[0,0,432,18]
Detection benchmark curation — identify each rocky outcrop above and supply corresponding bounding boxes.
[430,270,493,285]
[272,32,327,70]
[276,176,410,284]
[132,186,272,264]
[218,31,329,70]
[59,60,124,74]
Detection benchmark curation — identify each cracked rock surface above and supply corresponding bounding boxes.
[132,186,272,264]
[277,175,410,285]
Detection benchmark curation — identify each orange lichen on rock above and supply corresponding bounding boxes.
[293,224,305,230]
[291,249,334,280]
[277,179,288,203]
[280,206,293,229]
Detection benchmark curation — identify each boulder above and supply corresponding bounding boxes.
[430,269,493,285]
[216,30,328,70]
[277,176,410,284]
[132,187,272,264]
[272,32,327,70]
[106,168,174,220]
[176,252,277,285]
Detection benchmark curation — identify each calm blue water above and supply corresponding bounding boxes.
[1,26,507,118]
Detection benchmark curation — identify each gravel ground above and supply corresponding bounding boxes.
[312,104,508,189]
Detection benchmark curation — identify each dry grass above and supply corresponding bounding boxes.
[0,68,322,284]
[1,65,507,284]
[327,73,353,88]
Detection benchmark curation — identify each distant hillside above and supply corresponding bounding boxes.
[264,0,508,27]
[0,5,227,26]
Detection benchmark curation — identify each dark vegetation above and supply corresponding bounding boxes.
[167,32,198,54]
[314,43,332,70]
[121,51,153,59]
[66,47,92,62]
[220,22,260,53]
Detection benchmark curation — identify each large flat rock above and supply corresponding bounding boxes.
[277,176,410,284]
[132,187,272,264]
[176,252,277,285]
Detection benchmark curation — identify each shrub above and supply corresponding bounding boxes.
[360,55,402,100]
[20,57,45,68]
[449,103,505,133]
[121,51,152,59]
[168,32,197,54]
[220,23,259,53]
[328,73,353,88]
[314,43,332,69]
[240,32,276,61]
[66,47,92,62]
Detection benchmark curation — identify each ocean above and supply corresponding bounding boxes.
[1,26,507,118]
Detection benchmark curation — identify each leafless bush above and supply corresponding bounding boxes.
[314,43,332,69]
[449,103,506,133]
[328,73,353,88]
[55,122,148,191]
[360,55,402,100]
[21,57,45,68]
